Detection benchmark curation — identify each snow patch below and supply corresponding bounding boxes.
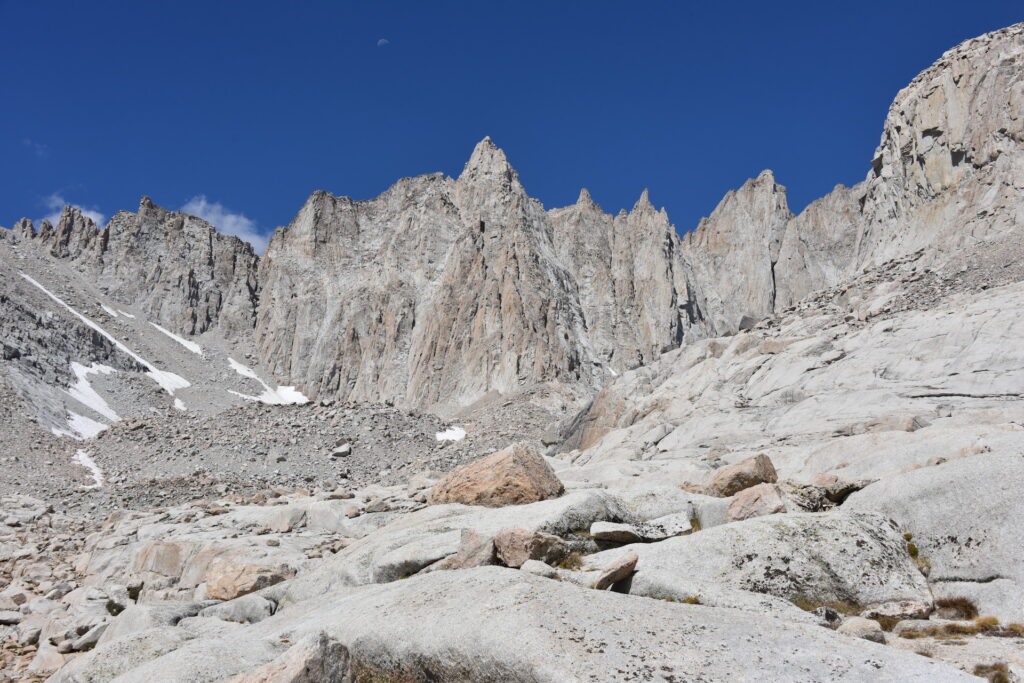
[20,273,190,395]
[173,398,187,411]
[150,322,203,355]
[73,450,104,489]
[436,426,467,442]
[227,358,309,405]
[67,362,119,422]
[66,413,109,439]
[100,304,119,317]
[118,310,136,319]
[227,357,261,381]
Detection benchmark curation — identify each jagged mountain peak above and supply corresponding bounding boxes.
[729,169,785,200]
[576,187,597,209]
[631,188,655,213]
[459,136,520,185]
[14,217,34,241]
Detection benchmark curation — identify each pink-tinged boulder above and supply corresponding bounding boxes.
[205,560,294,601]
[493,529,569,568]
[423,529,498,572]
[705,454,778,497]
[727,483,788,522]
[429,443,564,508]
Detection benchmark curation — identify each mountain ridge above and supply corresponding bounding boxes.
[2,22,1022,421]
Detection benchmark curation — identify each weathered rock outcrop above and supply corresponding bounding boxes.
[679,23,1024,333]
[255,141,606,411]
[585,511,934,617]
[854,23,1024,268]
[547,189,697,370]
[681,170,793,334]
[7,199,258,338]
[844,454,1024,622]
[773,183,863,309]
[57,568,970,682]
[254,139,701,410]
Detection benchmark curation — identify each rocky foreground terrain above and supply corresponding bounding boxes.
[1,22,1024,683]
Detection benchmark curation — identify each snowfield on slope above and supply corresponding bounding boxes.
[150,322,203,355]
[20,273,191,395]
[72,450,104,488]
[66,362,119,422]
[227,357,309,405]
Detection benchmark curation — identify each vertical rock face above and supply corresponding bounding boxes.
[9,199,259,338]
[773,183,864,310]
[95,199,259,338]
[254,174,463,405]
[680,170,792,334]
[854,22,1024,266]
[548,189,696,372]
[255,138,710,410]
[681,23,1024,331]
[256,139,603,411]
[407,139,597,409]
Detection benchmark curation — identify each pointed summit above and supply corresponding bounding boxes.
[138,196,158,215]
[631,188,654,213]
[460,136,517,182]
[576,188,598,210]
[13,218,35,242]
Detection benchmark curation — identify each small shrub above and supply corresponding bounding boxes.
[682,596,701,605]
[875,616,902,632]
[943,622,982,636]
[906,542,919,558]
[900,625,947,639]
[973,662,1011,683]
[689,516,702,533]
[975,616,1000,629]
[934,597,978,620]
[557,552,584,571]
[984,622,1024,638]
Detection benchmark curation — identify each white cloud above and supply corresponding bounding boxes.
[43,193,106,227]
[377,38,389,47]
[180,195,266,253]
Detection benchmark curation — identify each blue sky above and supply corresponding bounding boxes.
[2,1,1020,251]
